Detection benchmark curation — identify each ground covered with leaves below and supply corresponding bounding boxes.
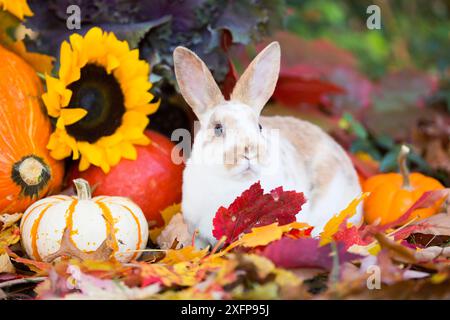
[1,182,449,300]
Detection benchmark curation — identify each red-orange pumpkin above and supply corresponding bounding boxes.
[0,45,64,213]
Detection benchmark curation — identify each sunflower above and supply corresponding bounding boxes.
[0,0,32,20]
[43,27,159,173]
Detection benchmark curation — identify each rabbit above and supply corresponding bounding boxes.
[173,41,363,249]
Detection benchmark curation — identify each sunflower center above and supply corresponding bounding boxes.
[66,64,125,143]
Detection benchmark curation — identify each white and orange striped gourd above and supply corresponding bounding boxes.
[20,179,148,263]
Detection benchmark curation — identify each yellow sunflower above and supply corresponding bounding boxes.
[43,27,159,173]
[0,0,33,20]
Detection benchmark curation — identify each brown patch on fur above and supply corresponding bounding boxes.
[260,116,322,161]
[260,115,358,207]
[205,111,264,171]
[309,153,341,205]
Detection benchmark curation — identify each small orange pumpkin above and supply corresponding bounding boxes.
[0,45,64,213]
[363,145,445,226]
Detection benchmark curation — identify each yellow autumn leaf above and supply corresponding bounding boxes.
[231,221,311,249]
[0,213,22,231]
[160,246,208,265]
[140,264,183,287]
[149,203,181,243]
[319,193,369,246]
[172,262,198,286]
[141,261,200,287]
[76,259,123,272]
[0,224,21,254]
[431,272,448,284]
[239,254,302,287]
[232,282,279,300]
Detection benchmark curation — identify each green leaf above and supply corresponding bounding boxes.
[100,16,171,49]
[0,11,21,46]
[341,112,368,139]
[374,134,395,150]
[379,149,399,172]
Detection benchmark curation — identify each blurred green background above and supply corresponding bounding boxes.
[286,0,449,78]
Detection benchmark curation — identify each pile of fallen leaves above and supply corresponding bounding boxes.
[1,182,449,300]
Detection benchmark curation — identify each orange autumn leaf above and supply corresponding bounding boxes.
[140,262,198,287]
[319,193,369,246]
[160,246,208,265]
[140,264,184,287]
[231,221,311,249]
[6,247,50,273]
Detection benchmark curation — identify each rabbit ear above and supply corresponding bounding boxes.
[174,46,224,118]
[231,42,280,114]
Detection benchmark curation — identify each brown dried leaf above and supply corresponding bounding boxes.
[0,253,14,273]
[43,228,113,262]
[412,213,450,236]
[324,275,450,299]
[374,233,417,264]
[412,114,450,174]
[157,213,191,249]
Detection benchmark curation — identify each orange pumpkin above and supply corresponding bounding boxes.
[0,45,64,213]
[363,145,445,225]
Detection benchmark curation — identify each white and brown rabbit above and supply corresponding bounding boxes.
[173,42,363,248]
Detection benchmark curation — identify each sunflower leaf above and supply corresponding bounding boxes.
[99,16,172,49]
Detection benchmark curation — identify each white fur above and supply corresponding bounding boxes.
[174,43,363,248]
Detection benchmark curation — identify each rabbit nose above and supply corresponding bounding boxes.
[244,145,256,160]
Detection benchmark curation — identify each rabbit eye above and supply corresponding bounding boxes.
[214,123,224,137]
[259,123,262,131]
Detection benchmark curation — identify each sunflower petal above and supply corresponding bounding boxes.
[41,26,157,172]
[121,111,149,129]
[120,142,137,160]
[42,91,61,117]
[78,155,91,171]
[105,146,122,167]
[49,145,72,160]
[106,54,120,73]
[78,142,104,167]
[60,108,88,125]
[97,132,123,147]
[131,134,150,146]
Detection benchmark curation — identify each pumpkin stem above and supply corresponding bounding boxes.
[398,145,411,190]
[73,178,92,200]
[11,155,50,198]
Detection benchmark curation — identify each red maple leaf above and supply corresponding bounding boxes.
[272,66,345,107]
[212,182,306,244]
[333,225,371,249]
[286,226,314,239]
